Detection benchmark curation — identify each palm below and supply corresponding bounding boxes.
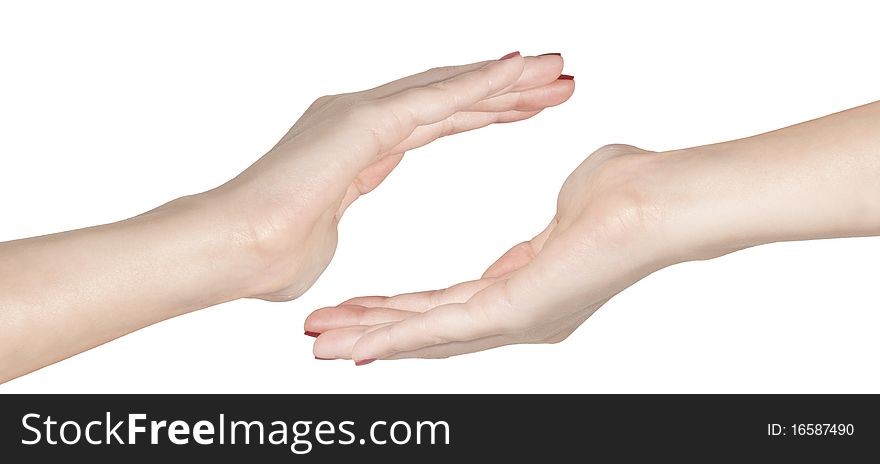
[243,54,574,301]
[304,144,660,361]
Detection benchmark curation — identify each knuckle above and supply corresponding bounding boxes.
[598,143,658,161]
[311,94,336,107]
[426,79,451,91]
[514,91,526,110]
[425,80,462,106]
[579,143,650,169]
[558,146,664,245]
[427,288,445,308]
[592,162,661,234]
[593,143,643,156]
[476,282,534,336]
[439,117,456,138]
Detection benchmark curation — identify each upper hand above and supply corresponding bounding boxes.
[210,53,574,301]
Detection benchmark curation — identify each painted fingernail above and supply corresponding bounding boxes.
[557,74,575,80]
[304,331,321,338]
[355,359,376,366]
[315,356,334,360]
[499,51,521,60]
[539,52,562,56]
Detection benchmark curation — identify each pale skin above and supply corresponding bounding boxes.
[2,56,879,382]
[305,100,880,364]
[0,52,574,382]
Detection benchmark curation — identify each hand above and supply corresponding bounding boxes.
[214,52,575,301]
[305,99,880,364]
[304,144,678,362]
[0,52,573,382]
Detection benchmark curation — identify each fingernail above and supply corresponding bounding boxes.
[355,359,376,366]
[499,51,520,60]
[304,331,321,338]
[557,74,574,80]
[315,356,334,360]
[539,52,562,56]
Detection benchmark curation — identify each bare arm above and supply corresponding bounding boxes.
[306,101,880,362]
[0,53,575,381]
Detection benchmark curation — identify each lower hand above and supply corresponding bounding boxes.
[305,97,880,364]
[304,144,680,362]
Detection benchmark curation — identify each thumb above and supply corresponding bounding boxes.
[482,217,557,278]
[481,241,534,278]
[336,152,405,218]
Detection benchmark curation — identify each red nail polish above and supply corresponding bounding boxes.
[557,74,574,80]
[315,356,334,360]
[304,331,321,338]
[499,51,520,60]
[355,359,376,366]
[539,52,562,56]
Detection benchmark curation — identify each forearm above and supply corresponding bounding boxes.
[659,100,880,260]
[0,194,257,382]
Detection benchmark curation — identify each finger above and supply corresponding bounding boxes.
[336,152,405,217]
[502,54,565,92]
[367,55,526,145]
[362,54,564,99]
[386,335,514,360]
[305,305,418,334]
[530,216,559,251]
[338,75,572,215]
[466,78,575,113]
[341,277,498,312]
[351,153,405,195]
[494,225,612,319]
[306,54,563,142]
[483,217,558,278]
[350,288,508,362]
[353,246,574,360]
[378,298,602,361]
[388,109,541,154]
[387,79,572,154]
[343,223,599,362]
[311,325,374,360]
[481,242,535,279]
[362,61,491,99]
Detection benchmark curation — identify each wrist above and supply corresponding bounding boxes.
[145,192,269,307]
[649,134,880,265]
[641,145,758,264]
[184,181,337,302]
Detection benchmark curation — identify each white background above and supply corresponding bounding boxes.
[1,1,878,393]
